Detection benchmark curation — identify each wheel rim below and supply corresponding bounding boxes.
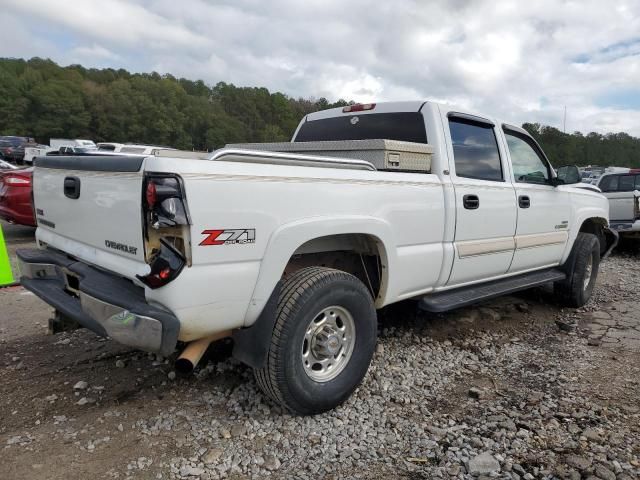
[583,254,593,291]
[301,305,356,382]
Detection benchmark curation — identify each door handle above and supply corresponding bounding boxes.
[518,195,530,208]
[463,194,480,210]
[64,176,81,199]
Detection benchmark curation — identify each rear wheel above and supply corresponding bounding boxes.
[254,266,377,415]
[554,232,600,307]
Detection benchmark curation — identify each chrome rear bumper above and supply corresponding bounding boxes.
[17,248,179,355]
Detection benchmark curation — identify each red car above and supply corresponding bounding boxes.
[0,168,36,227]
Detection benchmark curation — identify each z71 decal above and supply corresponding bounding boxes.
[200,229,256,246]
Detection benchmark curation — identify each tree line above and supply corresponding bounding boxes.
[0,57,638,167]
[0,57,348,151]
[522,123,640,168]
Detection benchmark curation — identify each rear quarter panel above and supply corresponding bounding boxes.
[145,156,446,340]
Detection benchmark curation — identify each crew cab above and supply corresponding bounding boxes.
[18,101,617,414]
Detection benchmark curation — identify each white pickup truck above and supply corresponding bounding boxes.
[19,101,617,414]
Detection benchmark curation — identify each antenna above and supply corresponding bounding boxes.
[563,106,567,133]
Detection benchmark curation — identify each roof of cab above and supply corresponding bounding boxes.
[305,101,427,122]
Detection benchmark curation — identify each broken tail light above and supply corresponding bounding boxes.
[137,240,185,289]
[140,174,191,289]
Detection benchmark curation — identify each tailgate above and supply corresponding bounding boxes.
[33,155,148,275]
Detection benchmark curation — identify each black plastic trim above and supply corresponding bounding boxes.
[419,268,566,313]
[35,155,145,172]
[447,111,495,127]
[232,282,281,369]
[64,176,81,199]
[602,227,619,259]
[16,248,180,355]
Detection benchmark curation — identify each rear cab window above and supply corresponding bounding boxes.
[293,112,428,144]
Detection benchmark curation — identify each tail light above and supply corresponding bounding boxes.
[138,174,191,289]
[342,103,376,113]
[3,174,31,186]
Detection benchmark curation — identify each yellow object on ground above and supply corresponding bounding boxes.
[0,224,14,285]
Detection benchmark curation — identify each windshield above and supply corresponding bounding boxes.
[294,112,428,143]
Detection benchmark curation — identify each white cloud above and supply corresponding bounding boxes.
[1,0,639,135]
[70,44,120,62]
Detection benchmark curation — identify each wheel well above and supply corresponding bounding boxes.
[283,234,387,303]
[579,217,608,254]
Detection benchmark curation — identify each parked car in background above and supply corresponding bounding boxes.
[0,136,34,164]
[97,142,125,152]
[119,144,176,155]
[0,167,36,227]
[24,144,54,163]
[597,170,640,237]
[24,139,99,163]
[0,159,18,170]
[50,139,96,151]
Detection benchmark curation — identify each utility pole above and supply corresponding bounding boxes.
[563,106,567,133]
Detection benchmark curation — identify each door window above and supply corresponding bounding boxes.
[602,174,639,192]
[599,175,619,192]
[504,132,550,184]
[618,175,635,192]
[449,119,503,181]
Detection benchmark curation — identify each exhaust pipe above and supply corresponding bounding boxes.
[175,330,231,374]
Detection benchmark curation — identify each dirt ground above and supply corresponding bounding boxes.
[1,219,639,479]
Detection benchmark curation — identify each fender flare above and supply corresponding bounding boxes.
[242,215,396,327]
[561,209,609,264]
[232,216,395,369]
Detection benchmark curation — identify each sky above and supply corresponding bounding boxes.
[1,0,640,135]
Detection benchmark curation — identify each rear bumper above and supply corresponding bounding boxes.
[17,248,179,355]
[0,191,36,227]
[609,220,640,234]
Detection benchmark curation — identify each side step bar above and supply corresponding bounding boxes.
[419,268,566,313]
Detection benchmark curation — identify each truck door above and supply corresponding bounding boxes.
[502,125,570,272]
[445,113,517,285]
[600,174,639,223]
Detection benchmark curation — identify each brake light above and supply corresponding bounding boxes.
[4,175,31,186]
[342,103,376,113]
[140,174,191,288]
[146,181,157,208]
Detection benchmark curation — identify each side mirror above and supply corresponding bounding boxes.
[556,165,581,185]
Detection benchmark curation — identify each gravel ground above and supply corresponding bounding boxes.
[1,221,639,479]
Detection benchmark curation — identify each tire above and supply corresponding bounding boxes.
[254,266,377,415]
[554,232,600,307]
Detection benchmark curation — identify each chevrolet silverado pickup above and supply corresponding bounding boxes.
[18,101,617,414]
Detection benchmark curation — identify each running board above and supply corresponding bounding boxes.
[419,268,566,313]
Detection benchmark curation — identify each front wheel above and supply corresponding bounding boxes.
[554,232,600,307]
[254,266,377,415]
